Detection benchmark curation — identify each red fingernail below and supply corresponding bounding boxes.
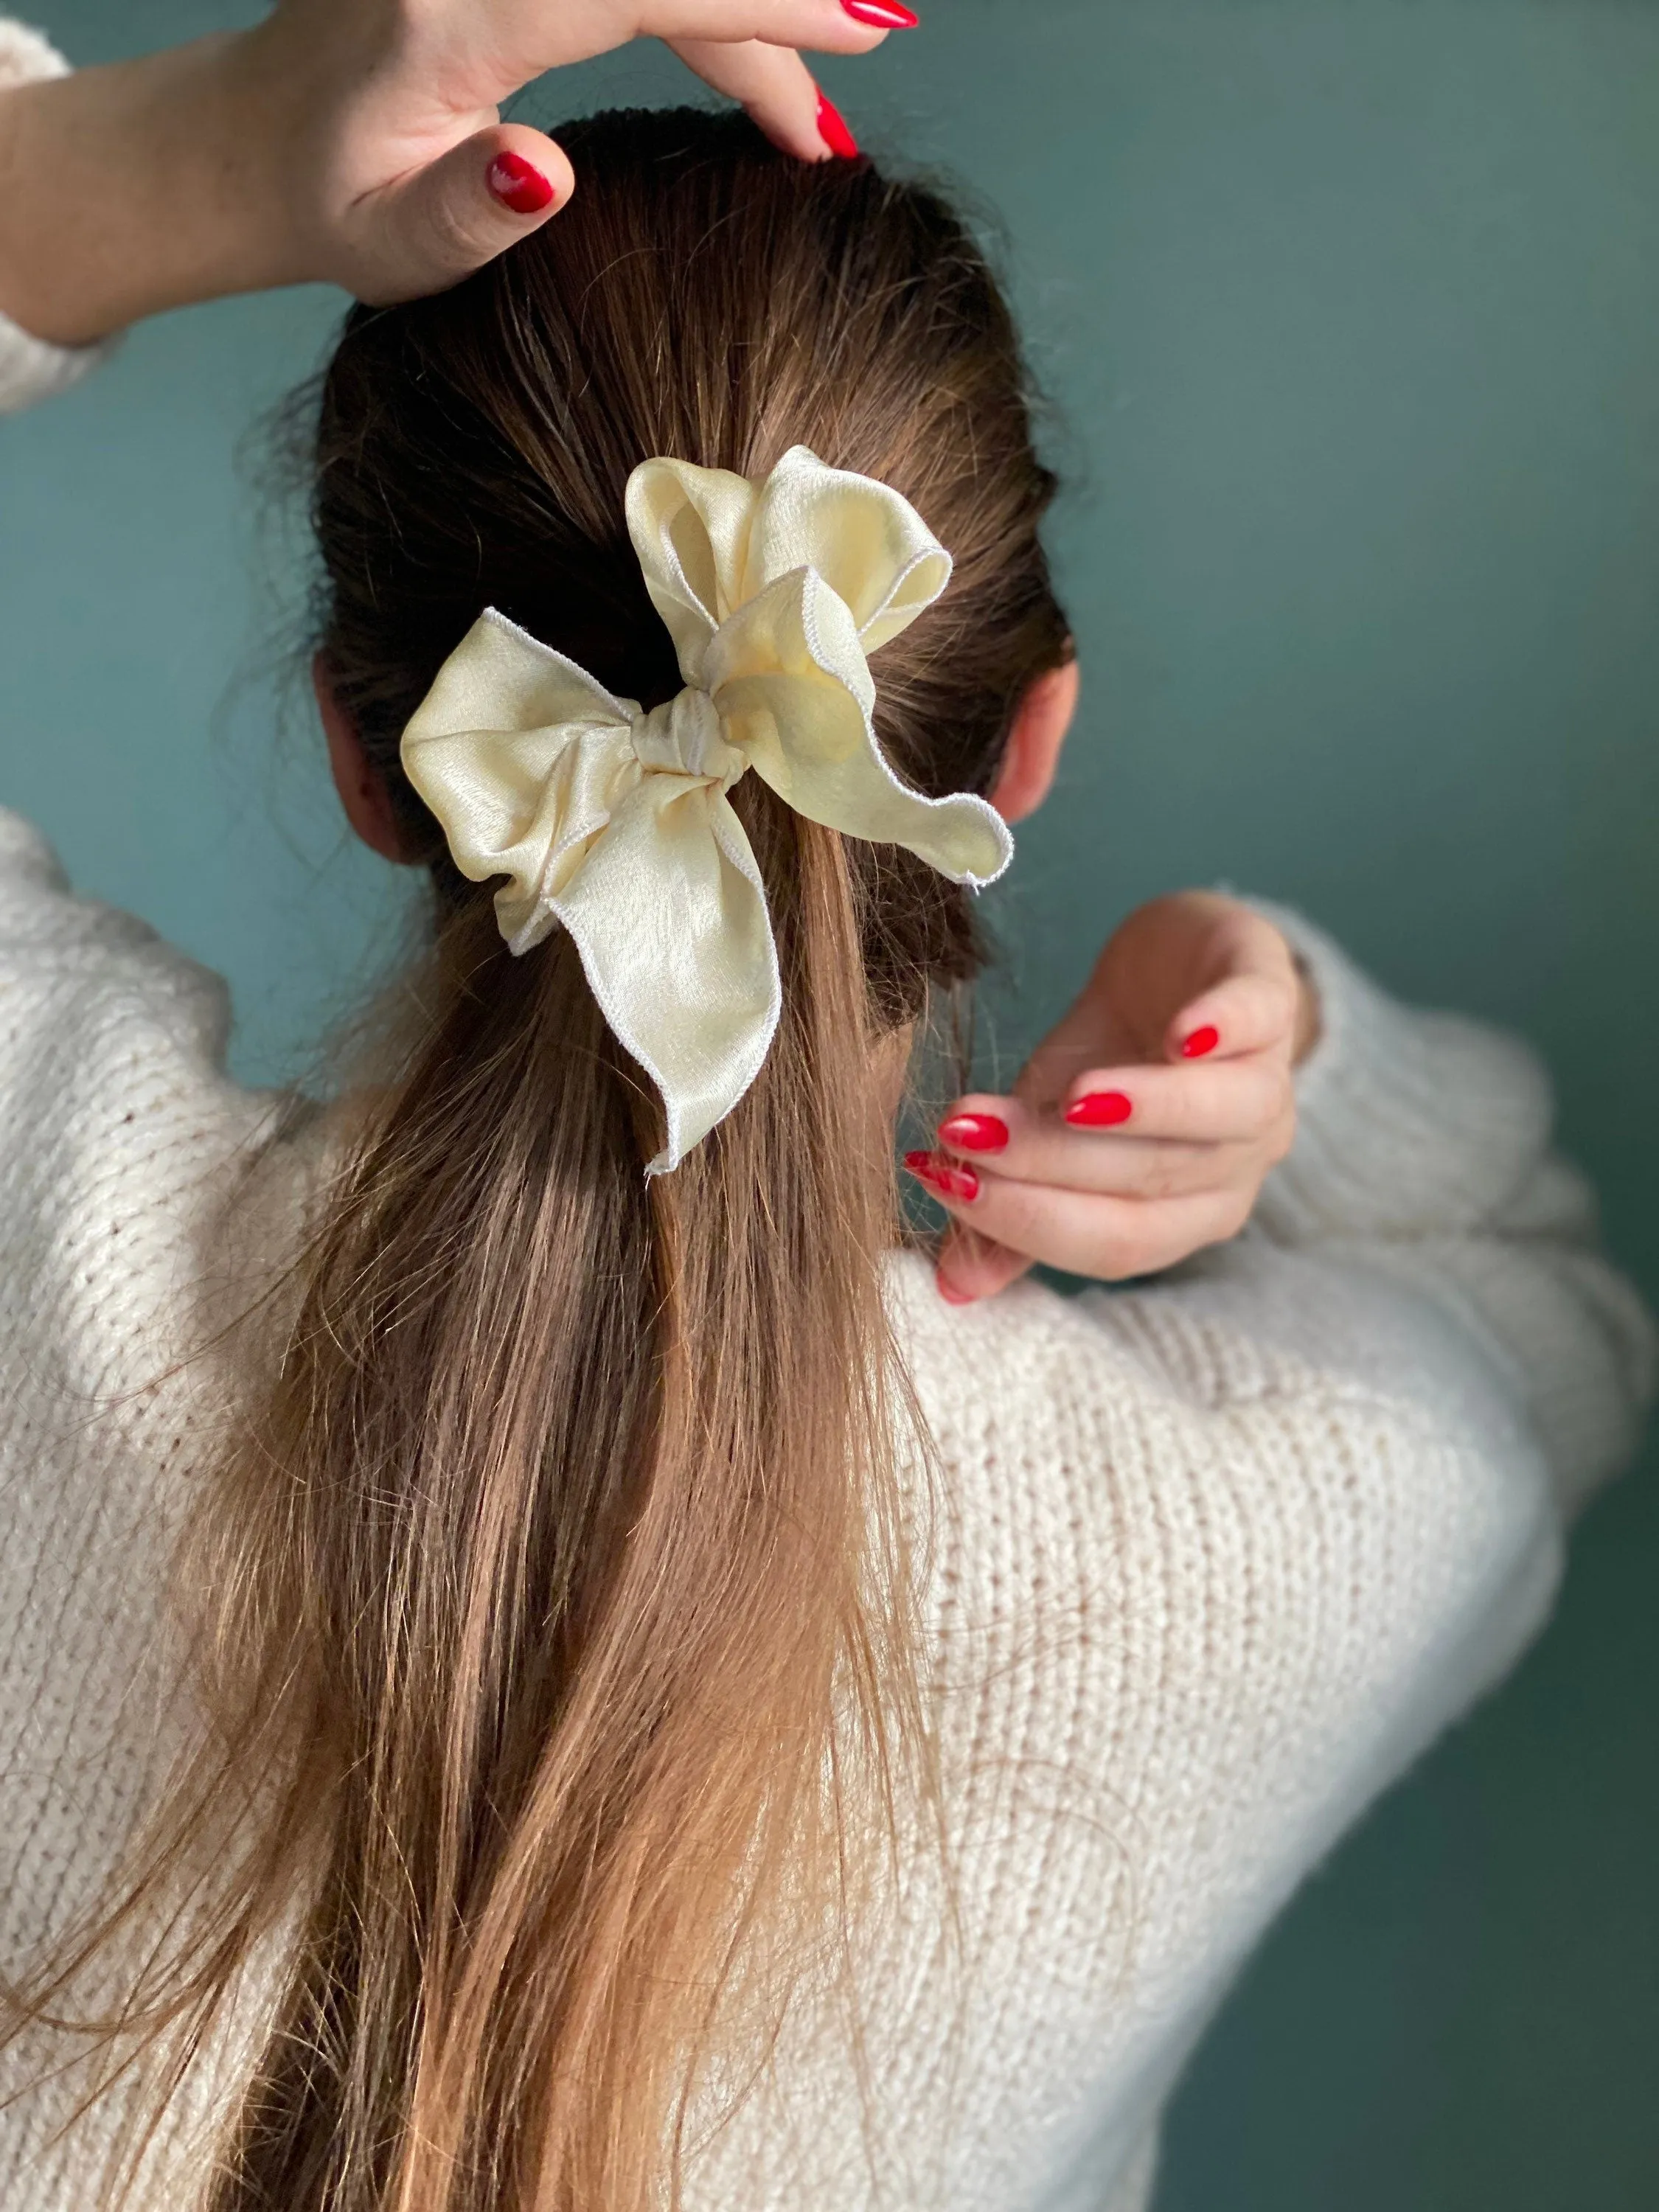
[936,1271,977,1307]
[1182,1025,1220,1060]
[842,0,920,26]
[815,91,860,160]
[1064,1091,1133,1128]
[939,1112,1009,1154]
[487,152,556,215]
[904,1150,980,1202]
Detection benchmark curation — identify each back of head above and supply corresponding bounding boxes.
[13,110,1068,2212]
[317,105,1067,970]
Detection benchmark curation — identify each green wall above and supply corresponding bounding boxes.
[4,4,1656,2205]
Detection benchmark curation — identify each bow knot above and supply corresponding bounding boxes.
[401,447,1013,1173]
[632,686,742,785]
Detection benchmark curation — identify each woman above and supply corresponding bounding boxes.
[0,8,1649,2212]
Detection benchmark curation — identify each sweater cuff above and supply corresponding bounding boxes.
[1249,899,1556,1245]
[0,19,117,414]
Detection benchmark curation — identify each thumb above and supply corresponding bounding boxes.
[363,125,575,303]
[936,1223,1033,1308]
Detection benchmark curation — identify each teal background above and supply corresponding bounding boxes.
[4,3,1657,2204]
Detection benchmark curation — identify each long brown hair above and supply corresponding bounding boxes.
[7,109,1068,2212]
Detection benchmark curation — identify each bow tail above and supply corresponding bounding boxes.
[549,778,781,1174]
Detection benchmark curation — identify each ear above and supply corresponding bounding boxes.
[314,653,411,865]
[987,658,1079,824]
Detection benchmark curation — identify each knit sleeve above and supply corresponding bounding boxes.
[1238,903,1655,1518]
[0,19,115,414]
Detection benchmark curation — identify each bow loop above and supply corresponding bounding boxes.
[403,450,1015,1172]
[626,459,759,686]
[748,446,953,650]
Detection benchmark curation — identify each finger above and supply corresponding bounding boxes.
[937,1096,1268,1200]
[1055,1058,1294,1147]
[642,1,903,55]
[361,124,574,302]
[935,1223,1032,1307]
[669,38,849,159]
[906,1158,1253,1281]
[1165,967,1300,1066]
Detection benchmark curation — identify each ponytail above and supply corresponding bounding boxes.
[190,786,921,2208]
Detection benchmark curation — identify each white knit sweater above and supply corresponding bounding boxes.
[1,23,1654,2211]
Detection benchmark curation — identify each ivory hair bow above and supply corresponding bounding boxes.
[400,445,1012,1172]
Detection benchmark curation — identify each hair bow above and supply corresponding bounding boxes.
[400,445,1012,1172]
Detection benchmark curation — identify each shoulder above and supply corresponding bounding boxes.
[0,818,302,2042]
[0,807,260,1150]
[886,1239,1561,1777]
[888,1232,1557,1519]
[0,804,244,1072]
[0,809,291,1381]
[0,813,310,1967]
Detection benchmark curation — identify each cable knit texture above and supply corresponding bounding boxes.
[0,79,1654,2208]
[0,21,114,412]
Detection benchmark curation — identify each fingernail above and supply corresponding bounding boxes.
[488,152,557,215]
[841,0,921,25]
[904,1150,980,1202]
[936,1270,977,1307]
[815,91,860,160]
[1064,1091,1133,1128]
[1182,1025,1220,1060]
[939,1112,1009,1154]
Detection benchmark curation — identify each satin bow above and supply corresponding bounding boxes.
[400,445,1013,1172]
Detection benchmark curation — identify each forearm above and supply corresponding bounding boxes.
[0,26,302,346]
[0,1,878,353]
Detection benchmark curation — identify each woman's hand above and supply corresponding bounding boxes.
[0,1,904,347]
[908,893,1322,1304]
[246,0,901,302]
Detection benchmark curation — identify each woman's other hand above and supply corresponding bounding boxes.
[0,1,904,346]
[910,893,1322,1304]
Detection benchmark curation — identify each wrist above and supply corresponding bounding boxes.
[1290,950,1323,1065]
